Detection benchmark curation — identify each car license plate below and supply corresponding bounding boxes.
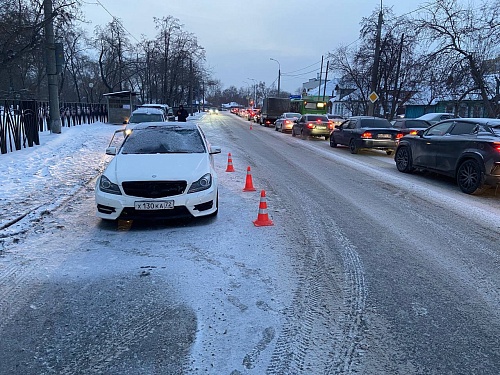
[135,201,174,210]
[317,126,326,130]
[378,134,392,138]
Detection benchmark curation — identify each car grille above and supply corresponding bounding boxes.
[122,181,187,198]
[119,206,192,220]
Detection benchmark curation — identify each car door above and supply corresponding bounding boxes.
[412,121,454,169]
[434,121,478,173]
[275,115,283,130]
[295,116,305,135]
[337,119,356,145]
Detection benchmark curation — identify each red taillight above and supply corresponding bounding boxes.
[409,130,418,135]
[328,123,334,130]
[396,133,404,139]
[494,143,500,152]
[307,123,314,129]
[285,120,291,125]
[361,132,372,139]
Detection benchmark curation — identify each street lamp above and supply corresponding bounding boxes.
[270,58,281,97]
[247,77,257,108]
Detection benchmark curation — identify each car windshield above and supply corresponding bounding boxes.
[489,125,500,136]
[359,119,392,128]
[121,127,206,154]
[405,120,429,128]
[128,114,164,123]
[307,115,328,121]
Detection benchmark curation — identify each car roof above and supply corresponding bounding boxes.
[132,107,164,115]
[131,121,196,130]
[140,103,169,110]
[416,113,456,119]
[438,117,500,126]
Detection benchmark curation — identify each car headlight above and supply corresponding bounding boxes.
[188,173,212,193]
[99,175,122,195]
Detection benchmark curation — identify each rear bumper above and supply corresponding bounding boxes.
[358,139,398,149]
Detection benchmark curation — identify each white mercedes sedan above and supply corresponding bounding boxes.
[95,122,221,221]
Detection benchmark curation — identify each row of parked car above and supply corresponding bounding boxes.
[255,111,500,195]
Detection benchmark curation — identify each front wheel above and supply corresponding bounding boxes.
[291,128,296,137]
[395,146,413,173]
[456,159,486,194]
[329,135,337,148]
[349,139,358,154]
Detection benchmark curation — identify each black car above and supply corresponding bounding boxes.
[394,118,500,194]
[329,116,402,155]
[391,118,431,135]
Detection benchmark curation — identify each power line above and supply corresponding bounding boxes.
[283,60,321,75]
[91,0,141,43]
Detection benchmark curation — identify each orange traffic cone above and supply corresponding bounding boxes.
[253,190,274,226]
[243,166,256,192]
[225,153,235,172]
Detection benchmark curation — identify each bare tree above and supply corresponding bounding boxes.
[416,0,500,117]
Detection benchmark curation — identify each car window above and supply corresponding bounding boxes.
[122,127,206,154]
[359,119,392,128]
[449,122,478,135]
[306,115,328,121]
[129,114,164,123]
[346,120,357,129]
[406,120,429,128]
[392,120,403,129]
[425,122,453,136]
[286,113,301,118]
[441,114,455,121]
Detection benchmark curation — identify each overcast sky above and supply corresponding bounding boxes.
[80,1,425,93]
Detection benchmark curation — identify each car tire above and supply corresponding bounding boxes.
[395,146,413,173]
[324,135,330,141]
[329,135,337,148]
[301,130,307,140]
[386,150,393,155]
[349,139,358,154]
[456,159,486,194]
[291,128,296,137]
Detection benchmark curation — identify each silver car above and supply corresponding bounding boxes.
[274,112,301,133]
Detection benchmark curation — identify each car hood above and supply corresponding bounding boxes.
[106,153,211,182]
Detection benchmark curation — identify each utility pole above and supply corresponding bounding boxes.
[368,1,383,117]
[189,57,193,115]
[270,58,281,97]
[43,0,61,133]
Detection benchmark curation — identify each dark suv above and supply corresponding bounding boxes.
[395,118,500,194]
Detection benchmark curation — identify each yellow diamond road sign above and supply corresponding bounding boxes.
[368,91,379,103]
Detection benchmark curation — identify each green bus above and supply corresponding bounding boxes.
[290,96,328,115]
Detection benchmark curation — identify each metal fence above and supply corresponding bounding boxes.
[0,100,108,154]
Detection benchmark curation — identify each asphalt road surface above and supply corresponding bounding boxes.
[1,112,499,374]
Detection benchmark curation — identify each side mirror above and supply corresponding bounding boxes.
[106,146,117,155]
[210,146,222,154]
[123,120,129,124]
[417,130,424,137]
[335,125,342,129]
